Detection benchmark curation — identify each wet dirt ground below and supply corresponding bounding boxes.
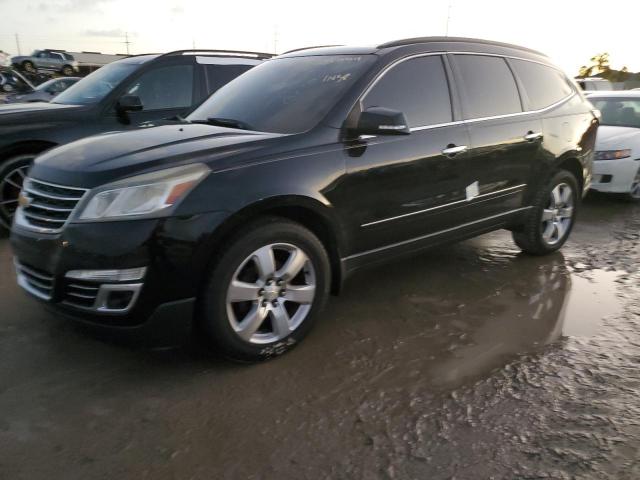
[0,194,638,480]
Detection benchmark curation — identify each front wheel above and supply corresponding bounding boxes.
[513,170,579,255]
[0,154,34,230]
[62,65,74,76]
[626,169,640,202]
[198,217,331,362]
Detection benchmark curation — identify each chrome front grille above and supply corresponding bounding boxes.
[18,178,87,233]
[14,261,54,300]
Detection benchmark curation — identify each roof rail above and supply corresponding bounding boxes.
[162,49,274,60]
[282,45,343,54]
[377,36,546,56]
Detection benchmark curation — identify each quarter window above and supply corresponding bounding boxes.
[454,55,522,119]
[125,64,194,111]
[362,56,452,128]
[510,59,573,110]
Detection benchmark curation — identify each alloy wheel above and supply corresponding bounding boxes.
[0,163,30,224]
[541,182,574,246]
[226,243,316,344]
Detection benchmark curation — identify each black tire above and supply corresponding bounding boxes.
[513,170,579,255]
[625,169,640,202]
[62,65,74,76]
[198,216,331,362]
[22,61,35,73]
[0,154,34,231]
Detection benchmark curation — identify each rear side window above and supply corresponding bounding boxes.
[205,64,253,94]
[510,59,572,110]
[125,64,194,111]
[454,55,522,119]
[362,55,452,128]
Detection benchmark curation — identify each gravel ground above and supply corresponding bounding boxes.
[0,193,638,479]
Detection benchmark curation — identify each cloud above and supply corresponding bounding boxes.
[170,5,184,14]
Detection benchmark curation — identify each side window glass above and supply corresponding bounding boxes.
[362,55,452,128]
[510,59,573,110]
[205,64,253,94]
[454,55,522,119]
[125,64,194,111]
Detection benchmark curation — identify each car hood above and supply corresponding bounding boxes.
[595,125,640,149]
[0,101,80,116]
[31,123,287,187]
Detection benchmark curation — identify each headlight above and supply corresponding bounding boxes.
[77,163,209,221]
[595,149,632,161]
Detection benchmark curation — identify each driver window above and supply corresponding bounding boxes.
[125,64,194,111]
[362,55,452,128]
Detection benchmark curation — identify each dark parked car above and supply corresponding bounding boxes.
[12,49,79,76]
[3,77,80,104]
[11,37,598,361]
[0,49,271,229]
[0,67,34,93]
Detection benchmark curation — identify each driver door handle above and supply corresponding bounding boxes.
[441,145,468,157]
[524,131,543,142]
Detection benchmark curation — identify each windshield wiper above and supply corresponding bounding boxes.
[192,117,254,131]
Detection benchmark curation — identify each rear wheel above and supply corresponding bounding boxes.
[198,217,331,362]
[0,154,33,230]
[513,170,579,255]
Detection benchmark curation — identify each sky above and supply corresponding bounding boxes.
[0,0,638,76]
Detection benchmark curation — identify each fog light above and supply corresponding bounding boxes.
[106,290,134,310]
[65,267,147,282]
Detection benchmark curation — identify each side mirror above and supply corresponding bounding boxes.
[355,107,410,136]
[116,94,143,113]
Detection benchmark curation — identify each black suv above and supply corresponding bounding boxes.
[10,37,598,361]
[0,49,271,229]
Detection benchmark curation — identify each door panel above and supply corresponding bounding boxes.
[340,124,471,254]
[462,116,542,220]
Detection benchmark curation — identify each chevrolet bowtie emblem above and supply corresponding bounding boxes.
[18,193,31,208]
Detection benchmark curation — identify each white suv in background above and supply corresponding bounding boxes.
[587,91,640,201]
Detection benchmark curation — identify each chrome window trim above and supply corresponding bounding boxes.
[361,183,527,227]
[348,206,532,261]
[356,50,576,136]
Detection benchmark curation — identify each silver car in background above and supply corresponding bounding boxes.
[587,91,640,201]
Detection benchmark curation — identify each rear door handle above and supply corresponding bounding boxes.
[441,145,468,157]
[524,131,543,142]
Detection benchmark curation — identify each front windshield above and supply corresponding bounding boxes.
[53,61,138,105]
[188,54,377,134]
[591,98,640,129]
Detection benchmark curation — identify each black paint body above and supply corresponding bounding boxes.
[10,38,598,343]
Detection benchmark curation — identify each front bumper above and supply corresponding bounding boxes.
[591,158,640,193]
[10,211,229,344]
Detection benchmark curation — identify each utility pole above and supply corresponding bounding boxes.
[15,33,21,55]
[273,25,278,54]
[123,31,131,55]
[445,0,452,36]
[192,39,196,49]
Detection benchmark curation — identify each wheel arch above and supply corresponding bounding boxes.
[557,155,585,194]
[204,195,346,295]
[0,140,57,164]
